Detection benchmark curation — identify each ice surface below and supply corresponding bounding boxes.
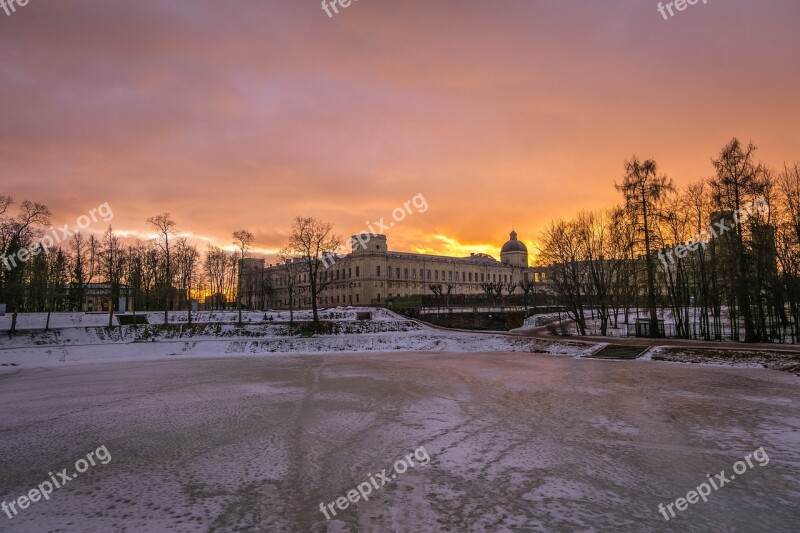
[0,353,798,531]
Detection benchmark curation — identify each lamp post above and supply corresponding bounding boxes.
[690,294,696,339]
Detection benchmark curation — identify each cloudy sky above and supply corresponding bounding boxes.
[1,0,799,261]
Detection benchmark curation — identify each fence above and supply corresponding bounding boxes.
[566,318,798,344]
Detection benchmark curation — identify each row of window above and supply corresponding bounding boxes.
[272,266,362,287]
[386,267,511,283]
[273,266,514,286]
[273,293,362,307]
[269,263,545,288]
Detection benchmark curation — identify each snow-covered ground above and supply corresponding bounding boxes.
[649,346,800,373]
[1,307,795,374]
[516,313,562,330]
[0,332,593,370]
[0,308,593,371]
[1,353,798,531]
[0,307,401,330]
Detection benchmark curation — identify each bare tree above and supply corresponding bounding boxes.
[277,248,303,325]
[616,157,674,337]
[777,163,800,339]
[429,283,444,311]
[204,245,225,310]
[174,238,200,326]
[287,217,342,326]
[518,278,535,309]
[45,248,68,330]
[443,284,454,310]
[68,232,98,312]
[0,194,13,256]
[146,213,178,325]
[710,139,768,342]
[576,210,617,335]
[233,229,254,325]
[479,281,496,306]
[100,225,125,327]
[5,201,51,333]
[684,181,716,339]
[503,280,517,307]
[124,242,146,325]
[538,218,589,335]
[606,206,634,328]
[659,192,693,338]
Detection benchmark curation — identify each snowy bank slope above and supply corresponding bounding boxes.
[0,330,592,369]
[0,307,592,371]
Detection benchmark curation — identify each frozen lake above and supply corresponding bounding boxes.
[1,353,798,532]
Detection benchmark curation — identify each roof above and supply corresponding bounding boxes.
[501,230,528,254]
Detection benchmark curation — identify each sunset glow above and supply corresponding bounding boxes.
[2,1,799,261]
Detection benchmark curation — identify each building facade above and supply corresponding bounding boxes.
[242,231,547,310]
[72,283,130,313]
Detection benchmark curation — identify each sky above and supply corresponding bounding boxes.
[1,0,799,264]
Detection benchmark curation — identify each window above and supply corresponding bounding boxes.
[356,266,360,277]
[462,272,466,282]
[396,267,400,278]
[468,272,472,282]
[481,273,485,282]
[427,270,431,280]
[356,294,359,302]
[376,265,381,276]
[404,268,408,279]
[434,271,439,281]
[448,271,453,280]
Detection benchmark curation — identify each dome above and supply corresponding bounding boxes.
[500,230,527,254]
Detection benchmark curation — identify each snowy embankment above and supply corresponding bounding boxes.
[0,307,401,331]
[515,313,563,331]
[0,320,424,349]
[648,346,800,374]
[0,308,592,370]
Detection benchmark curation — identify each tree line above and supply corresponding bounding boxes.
[0,206,249,332]
[538,138,800,343]
[0,204,347,332]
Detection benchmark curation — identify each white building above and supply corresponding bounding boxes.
[245,231,547,310]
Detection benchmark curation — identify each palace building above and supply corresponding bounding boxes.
[239,231,547,310]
